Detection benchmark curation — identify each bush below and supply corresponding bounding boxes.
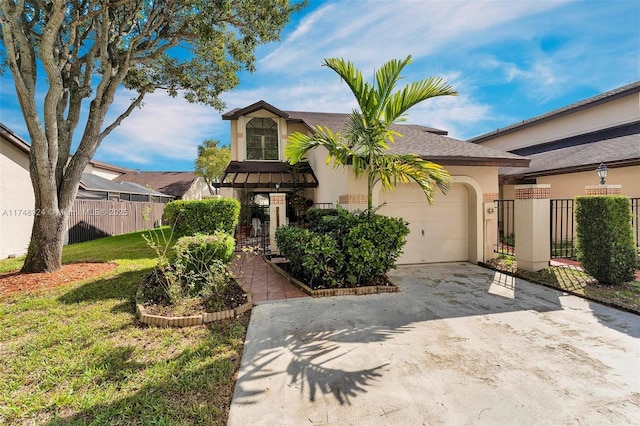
[172,232,235,266]
[276,209,409,288]
[575,196,636,284]
[163,198,240,237]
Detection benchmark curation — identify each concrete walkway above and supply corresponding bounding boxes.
[228,262,640,425]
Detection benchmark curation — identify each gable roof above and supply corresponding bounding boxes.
[0,122,130,174]
[222,100,290,120]
[113,171,201,198]
[469,81,640,144]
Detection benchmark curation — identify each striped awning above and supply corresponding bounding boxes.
[220,161,319,189]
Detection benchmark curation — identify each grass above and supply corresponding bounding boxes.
[487,255,640,314]
[0,228,248,425]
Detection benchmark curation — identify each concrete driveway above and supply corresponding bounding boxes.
[228,263,640,425]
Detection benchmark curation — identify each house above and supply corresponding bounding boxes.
[113,171,209,200]
[220,100,529,265]
[0,123,168,258]
[469,81,640,199]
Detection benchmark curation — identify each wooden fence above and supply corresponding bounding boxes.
[67,200,165,244]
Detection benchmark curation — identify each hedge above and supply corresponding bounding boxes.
[575,196,636,284]
[163,198,240,237]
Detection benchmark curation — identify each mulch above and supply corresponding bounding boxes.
[0,263,117,296]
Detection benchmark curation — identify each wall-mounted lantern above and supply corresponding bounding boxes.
[596,163,608,185]
[275,182,281,192]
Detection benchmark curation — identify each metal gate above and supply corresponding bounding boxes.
[495,200,515,255]
[632,198,639,253]
[236,204,270,252]
[550,199,576,259]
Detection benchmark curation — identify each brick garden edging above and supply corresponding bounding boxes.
[136,294,253,327]
[266,256,398,297]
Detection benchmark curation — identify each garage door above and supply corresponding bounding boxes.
[378,183,469,264]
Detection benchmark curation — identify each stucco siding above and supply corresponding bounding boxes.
[502,165,640,199]
[479,93,640,151]
[0,139,35,258]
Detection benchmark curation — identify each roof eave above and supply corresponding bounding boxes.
[425,156,531,167]
[500,157,640,179]
[222,100,290,120]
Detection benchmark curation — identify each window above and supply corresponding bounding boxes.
[246,117,279,160]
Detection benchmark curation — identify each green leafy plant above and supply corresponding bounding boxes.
[575,196,636,284]
[163,198,240,237]
[276,209,409,288]
[500,233,515,247]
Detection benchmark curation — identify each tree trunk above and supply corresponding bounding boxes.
[21,211,67,273]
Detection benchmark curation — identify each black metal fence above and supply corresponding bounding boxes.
[550,199,576,259]
[495,199,515,255]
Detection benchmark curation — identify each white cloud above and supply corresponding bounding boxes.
[96,91,224,169]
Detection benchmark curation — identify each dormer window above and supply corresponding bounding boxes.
[246,117,279,161]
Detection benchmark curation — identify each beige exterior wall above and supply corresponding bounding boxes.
[226,108,504,264]
[502,165,640,199]
[479,92,640,151]
[0,139,35,258]
[83,163,123,180]
[373,165,498,264]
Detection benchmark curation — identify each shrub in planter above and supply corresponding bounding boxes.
[275,226,343,287]
[342,214,410,285]
[575,196,636,284]
[277,210,409,288]
[163,198,240,237]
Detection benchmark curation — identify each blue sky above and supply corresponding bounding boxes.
[1,0,639,172]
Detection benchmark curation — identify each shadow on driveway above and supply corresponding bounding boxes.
[229,263,640,425]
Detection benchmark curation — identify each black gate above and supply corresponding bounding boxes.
[236,204,270,252]
[495,200,515,255]
[550,199,576,260]
[632,198,639,253]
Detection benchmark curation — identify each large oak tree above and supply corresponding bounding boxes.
[0,0,304,272]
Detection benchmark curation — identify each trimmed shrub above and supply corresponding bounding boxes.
[275,226,343,288]
[276,210,409,288]
[172,231,235,266]
[163,198,240,237]
[575,196,636,284]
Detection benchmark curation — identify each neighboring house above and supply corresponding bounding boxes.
[220,100,528,264]
[0,123,168,258]
[469,81,640,199]
[113,171,209,200]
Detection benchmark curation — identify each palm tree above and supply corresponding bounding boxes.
[286,55,458,211]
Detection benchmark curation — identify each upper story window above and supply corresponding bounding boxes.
[246,117,279,161]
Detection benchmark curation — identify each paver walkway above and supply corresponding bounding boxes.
[230,251,308,303]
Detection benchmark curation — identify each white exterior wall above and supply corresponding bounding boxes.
[0,140,35,258]
[479,93,640,151]
[181,177,209,200]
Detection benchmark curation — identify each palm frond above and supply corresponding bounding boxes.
[384,76,458,123]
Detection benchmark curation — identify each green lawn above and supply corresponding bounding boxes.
[0,229,248,425]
